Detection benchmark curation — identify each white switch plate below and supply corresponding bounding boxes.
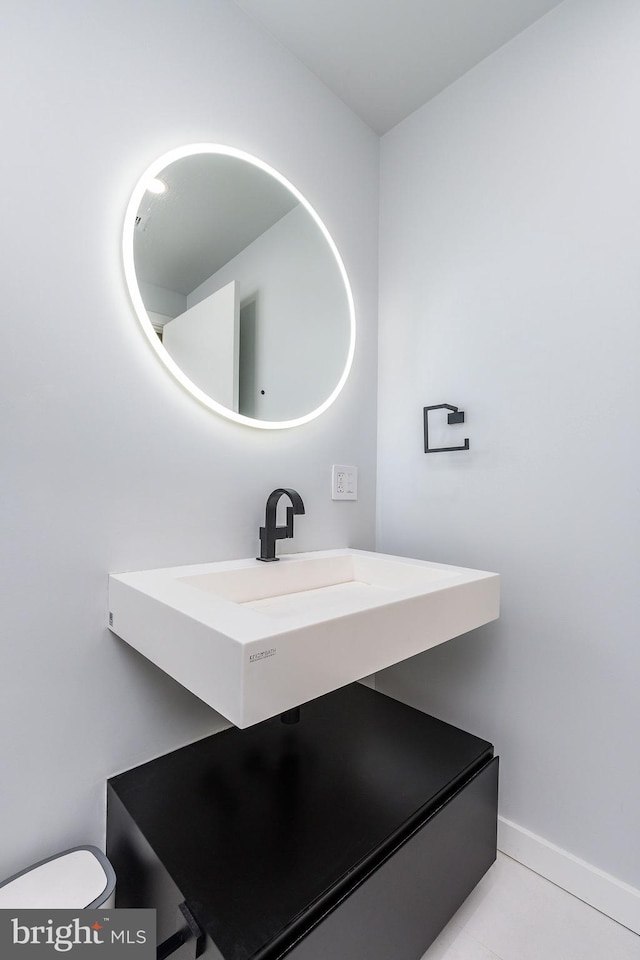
[332,464,358,500]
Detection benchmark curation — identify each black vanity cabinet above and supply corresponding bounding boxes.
[107,684,498,960]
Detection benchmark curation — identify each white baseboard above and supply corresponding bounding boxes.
[498,816,640,935]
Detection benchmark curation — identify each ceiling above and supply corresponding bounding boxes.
[233,0,566,134]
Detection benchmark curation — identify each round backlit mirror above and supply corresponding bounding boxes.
[123,144,355,428]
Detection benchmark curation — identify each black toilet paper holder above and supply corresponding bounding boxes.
[423,404,470,453]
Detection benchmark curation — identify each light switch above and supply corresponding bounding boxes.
[332,464,358,500]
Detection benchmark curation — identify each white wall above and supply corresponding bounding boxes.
[377,0,640,893]
[0,0,378,879]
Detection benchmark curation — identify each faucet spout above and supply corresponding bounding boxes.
[258,488,305,562]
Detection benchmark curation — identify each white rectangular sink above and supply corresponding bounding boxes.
[109,549,499,727]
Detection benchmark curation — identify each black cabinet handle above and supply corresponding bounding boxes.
[157,902,205,959]
[157,929,188,960]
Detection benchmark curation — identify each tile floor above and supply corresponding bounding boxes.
[420,853,640,960]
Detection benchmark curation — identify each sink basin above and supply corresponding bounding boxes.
[109,549,499,727]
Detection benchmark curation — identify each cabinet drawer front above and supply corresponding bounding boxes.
[281,757,499,960]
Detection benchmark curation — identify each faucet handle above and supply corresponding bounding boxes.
[285,505,296,537]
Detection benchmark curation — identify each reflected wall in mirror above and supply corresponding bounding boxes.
[123,144,356,428]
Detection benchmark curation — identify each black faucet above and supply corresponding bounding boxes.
[257,488,305,562]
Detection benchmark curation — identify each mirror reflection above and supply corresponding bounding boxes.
[126,146,354,425]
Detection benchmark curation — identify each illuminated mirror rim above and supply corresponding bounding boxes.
[123,143,356,429]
